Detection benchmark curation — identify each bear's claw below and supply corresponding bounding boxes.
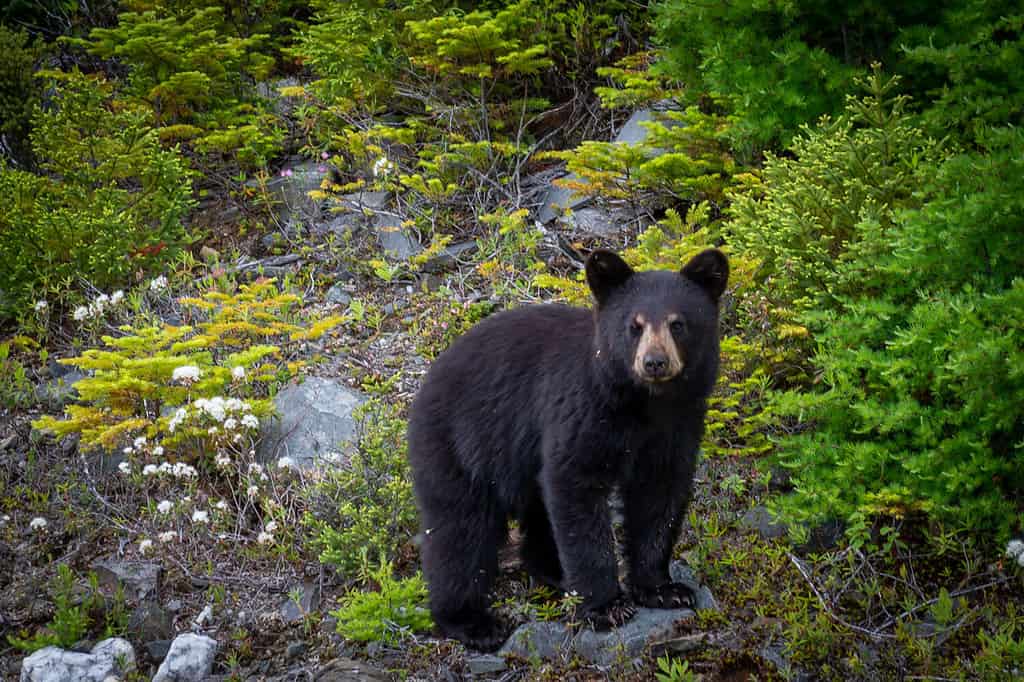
[631,581,695,609]
[582,596,638,630]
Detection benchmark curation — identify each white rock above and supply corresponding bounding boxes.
[20,637,135,682]
[151,633,218,682]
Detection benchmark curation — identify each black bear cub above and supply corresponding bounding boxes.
[407,248,728,651]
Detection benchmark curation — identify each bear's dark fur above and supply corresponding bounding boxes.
[407,248,728,651]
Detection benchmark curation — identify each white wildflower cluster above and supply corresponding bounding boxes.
[118,461,132,475]
[191,509,209,524]
[139,538,153,555]
[249,463,268,481]
[150,275,168,292]
[141,462,198,479]
[157,500,174,514]
[158,530,177,543]
[34,300,48,314]
[1007,539,1024,568]
[257,520,279,545]
[276,456,297,470]
[168,397,259,441]
[373,156,395,178]
[71,289,126,323]
[231,366,246,381]
[172,365,202,385]
[29,517,48,531]
[168,407,188,433]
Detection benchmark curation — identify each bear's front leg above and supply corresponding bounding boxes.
[541,469,636,629]
[622,448,697,610]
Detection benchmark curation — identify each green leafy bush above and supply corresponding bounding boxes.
[0,24,46,169]
[727,70,946,319]
[76,5,284,168]
[307,399,418,574]
[331,554,432,644]
[0,70,193,318]
[729,74,1024,538]
[0,338,36,409]
[653,0,1023,152]
[33,278,343,458]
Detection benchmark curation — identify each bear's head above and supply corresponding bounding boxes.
[586,248,728,393]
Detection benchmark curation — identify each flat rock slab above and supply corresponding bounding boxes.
[562,206,653,238]
[92,557,162,602]
[20,637,135,682]
[315,657,391,681]
[499,561,713,665]
[500,607,693,666]
[33,370,87,410]
[740,505,789,540]
[257,377,367,468]
[374,214,422,260]
[536,172,591,224]
[251,159,328,225]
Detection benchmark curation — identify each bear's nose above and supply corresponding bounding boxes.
[644,353,668,377]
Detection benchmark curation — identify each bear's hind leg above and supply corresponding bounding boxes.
[518,492,563,590]
[418,480,508,651]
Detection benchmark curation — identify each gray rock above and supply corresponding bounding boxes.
[669,561,717,612]
[497,559,712,665]
[315,657,390,681]
[319,211,365,237]
[374,214,422,260]
[280,580,321,623]
[613,108,658,146]
[561,206,653,238]
[285,640,307,661]
[739,505,789,540]
[46,359,80,380]
[256,77,301,117]
[650,631,712,656]
[152,633,217,682]
[92,558,161,602]
[128,601,174,643]
[250,159,328,225]
[500,607,691,666]
[421,241,478,273]
[20,637,135,682]
[799,518,846,554]
[758,642,814,682]
[34,370,87,409]
[536,172,590,224]
[256,377,367,468]
[338,190,390,212]
[768,465,795,493]
[325,285,352,307]
[465,653,507,675]
[145,639,173,663]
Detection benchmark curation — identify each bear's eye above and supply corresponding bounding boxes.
[629,319,644,336]
[669,319,686,335]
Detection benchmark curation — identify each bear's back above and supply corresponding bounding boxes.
[408,303,596,505]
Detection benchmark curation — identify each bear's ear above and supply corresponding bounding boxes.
[586,249,634,304]
[681,249,729,303]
